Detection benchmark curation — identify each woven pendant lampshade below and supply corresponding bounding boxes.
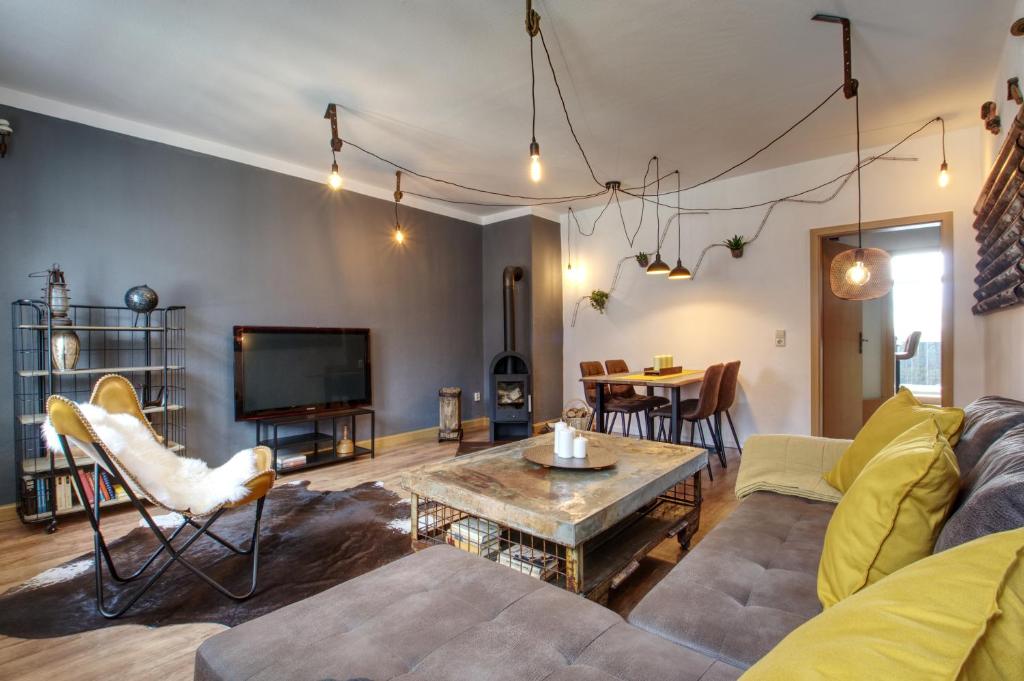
[829,247,892,300]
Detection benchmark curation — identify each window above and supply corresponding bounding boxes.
[891,251,943,396]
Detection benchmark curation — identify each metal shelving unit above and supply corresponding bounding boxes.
[11,301,186,531]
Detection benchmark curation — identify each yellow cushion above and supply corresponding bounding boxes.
[817,418,959,608]
[824,387,963,492]
[741,528,1024,680]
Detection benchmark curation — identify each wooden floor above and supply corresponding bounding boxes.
[0,427,740,681]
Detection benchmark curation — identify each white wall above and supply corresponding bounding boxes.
[981,0,1024,400]
[561,126,986,437]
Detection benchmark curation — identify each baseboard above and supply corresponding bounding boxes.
[355,416,489,454]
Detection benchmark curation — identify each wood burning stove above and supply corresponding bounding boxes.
[490,266,532,441]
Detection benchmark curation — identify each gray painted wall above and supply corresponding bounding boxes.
[0,104,485,505]
[529,216,564,422]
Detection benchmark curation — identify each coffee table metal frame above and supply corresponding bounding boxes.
[407,444,704,600]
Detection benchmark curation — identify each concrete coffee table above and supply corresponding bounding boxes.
[403,432,706,600]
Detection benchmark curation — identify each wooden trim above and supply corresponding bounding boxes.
[810,212,955,435]
[355,417,488,453]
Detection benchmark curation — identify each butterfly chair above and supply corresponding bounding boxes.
[45,374,276,618]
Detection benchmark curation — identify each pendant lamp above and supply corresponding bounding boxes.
[829,94,891,300]
[668,171,692,279]
[646,157,671,275]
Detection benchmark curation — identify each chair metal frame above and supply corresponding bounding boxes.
[46,375,274,619]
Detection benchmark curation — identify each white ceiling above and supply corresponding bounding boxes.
[0,0,1015,222]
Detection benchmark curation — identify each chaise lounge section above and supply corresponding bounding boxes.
[195,396,1024,679]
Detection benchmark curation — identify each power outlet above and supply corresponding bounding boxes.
[473,392,481,402]
[775,329,786,347]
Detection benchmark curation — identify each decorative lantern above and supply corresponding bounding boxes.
[32,264,80,371]
[438,387,463,442]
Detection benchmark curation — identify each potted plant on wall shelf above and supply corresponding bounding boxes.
[635,252,650,268]
[723,235,747,258]
[589,290,609,314]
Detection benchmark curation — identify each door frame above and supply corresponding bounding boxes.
[810,211,954,436]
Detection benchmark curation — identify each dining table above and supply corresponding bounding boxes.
[580,369,706,445]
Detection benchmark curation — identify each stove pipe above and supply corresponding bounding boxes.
[502,266,524,353]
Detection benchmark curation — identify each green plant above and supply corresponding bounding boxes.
[723,234,746,251]
[589,289,609,314]
[635,251,650,267]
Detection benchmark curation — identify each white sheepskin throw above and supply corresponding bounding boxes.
[42,403,258,515]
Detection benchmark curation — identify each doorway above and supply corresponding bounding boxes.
[810,213,954,437]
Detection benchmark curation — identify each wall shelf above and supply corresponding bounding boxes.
[11,301,187,531]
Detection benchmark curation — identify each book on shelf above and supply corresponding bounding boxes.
[495,545,559,580]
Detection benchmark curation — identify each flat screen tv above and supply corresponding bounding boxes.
[234,326,371,420]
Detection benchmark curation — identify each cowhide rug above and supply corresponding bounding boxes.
[0,480,412,638]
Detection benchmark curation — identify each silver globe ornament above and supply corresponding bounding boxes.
[124,284,159,313]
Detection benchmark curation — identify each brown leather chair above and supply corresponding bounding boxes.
[652,363,726,479]
[715,360,742,454]
[580,361,655,437]
[604,359,669,437]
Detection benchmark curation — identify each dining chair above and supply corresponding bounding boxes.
[580,361,652,437]
[604,359,668,438]
[715,360,742,454]
[894,331,922,393]
[652,363,726,480]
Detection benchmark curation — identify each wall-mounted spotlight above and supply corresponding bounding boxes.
[324,104,343,190]
[0,119,12,158]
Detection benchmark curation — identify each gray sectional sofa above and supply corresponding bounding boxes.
[195,396,1024,680]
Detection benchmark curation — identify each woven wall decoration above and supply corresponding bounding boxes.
[972,104,1024,314]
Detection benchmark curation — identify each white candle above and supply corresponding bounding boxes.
[553,421,567,455]
[573,435,587,459]
[556,427,574,458]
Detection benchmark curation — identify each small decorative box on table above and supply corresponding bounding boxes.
[403,432,707,602]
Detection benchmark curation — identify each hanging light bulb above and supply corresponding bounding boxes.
[392,170,405,244]
[324,103,344,190]
[327,160,343,190]
[844,251,870,285]
[529,139,542,183]
[937,117,950,188]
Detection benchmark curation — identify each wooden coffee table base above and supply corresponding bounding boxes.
[410,473,701,600]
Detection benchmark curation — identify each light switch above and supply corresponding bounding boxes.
[775,330,786,347]
[473,392,482,402]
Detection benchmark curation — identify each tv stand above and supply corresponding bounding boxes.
[253,407,375,475]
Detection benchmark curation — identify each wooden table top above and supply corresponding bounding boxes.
[402,432,707,546]
[579,369,706,388]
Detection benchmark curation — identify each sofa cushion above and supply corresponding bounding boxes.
[195,545,739,681]
[935,423,1024,552]
[627,492,834,669]
[817,419,960,608]
[740,528,1024,681]
[823,388,963,492]
[954,395,1024,474]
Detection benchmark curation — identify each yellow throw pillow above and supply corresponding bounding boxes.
[817,418,959,608]
[824,387,963,492]
[741,528,1024,680]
